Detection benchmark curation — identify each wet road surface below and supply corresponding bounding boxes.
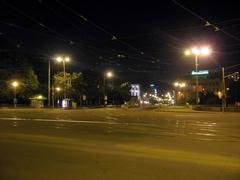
[0,108,240,180]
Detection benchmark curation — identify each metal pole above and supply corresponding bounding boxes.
[52,86,55,108]
[63,60,66,100]
[103,75,106,107]
[222,67,226,112]
[195,54,199,105]
[48,59,51,107]
[14,87,16,108]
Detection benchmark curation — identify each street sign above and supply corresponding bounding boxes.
[191,70,209,75]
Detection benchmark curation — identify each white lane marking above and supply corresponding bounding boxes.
[175,114,197,117]
[105,116,118,121]
[0,117,121,125]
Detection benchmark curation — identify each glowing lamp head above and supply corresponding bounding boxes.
[174,82,179,87]
[180,83,186,88]
[191,47,200,55]
[12,81,19,88]
[65,57,70,62]
[106,71,113,78]
[200,47,211,55]
[56,87,61,92]
[184,50,191,56]
[56,56,63,62]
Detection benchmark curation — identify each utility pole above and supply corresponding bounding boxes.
[222,67,226,112]
[52,85,55,108]
[63,60,66,100]
[48,59,51,107]
[195,54,199,105]
[103,75,106,107]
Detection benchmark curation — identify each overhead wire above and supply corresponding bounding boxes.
[55,0,148,56]
[42,0,167,65]
[2,1,160,66]
[172,0,240,42]
[1,0,186,72]
[2,0,74,43]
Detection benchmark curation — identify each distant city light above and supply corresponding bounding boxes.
[174,81,186,88]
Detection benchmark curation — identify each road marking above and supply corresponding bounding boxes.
[105,116,118,121]
[175,114,197,117]
[0,117,121,125]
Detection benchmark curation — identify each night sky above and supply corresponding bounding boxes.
[1,0,240,88]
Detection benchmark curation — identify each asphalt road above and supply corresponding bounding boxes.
[0,108,240,180]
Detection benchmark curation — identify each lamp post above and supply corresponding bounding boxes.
[103,71,113,106]
[52,86,61,108]
[56,56,70,100]
[11,81,19,108]
[48,59,51,107]
[185,47,211,105]
[174,81,186,105]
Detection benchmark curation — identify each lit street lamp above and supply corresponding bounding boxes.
[52,86,61,108]
[174,82,186,88]
[11,81,19,108]
[103,71,113,106]
[173,81,186,105]
[185,46,211,104]
[56,56,70,100]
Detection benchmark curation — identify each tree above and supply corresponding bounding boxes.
[108,81,131,105]
[0,67,39,103]
[53,72,83,101]
[19,67,40,100]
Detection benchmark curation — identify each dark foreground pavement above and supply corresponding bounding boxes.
[0,108,240,180]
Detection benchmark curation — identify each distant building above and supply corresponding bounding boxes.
[186,77,221,94]
[180,70,222,99]
[129,84,141,106]
[150,84,158,96]
[130,84,140,98]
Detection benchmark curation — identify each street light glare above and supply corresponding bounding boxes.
[106,71,113,78]
[56,87,61,92]
[56,56,63,62]
[65,57,70,62]
[200,47,211,55]
[181,83,186,87]
[12,81,19,87]
[184,50,191,56]
[174,82,185,88]
[192,47,200,55]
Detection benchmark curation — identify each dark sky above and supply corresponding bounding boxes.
[1,0,240,87]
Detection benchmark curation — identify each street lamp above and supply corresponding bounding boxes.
[56,56,70,100]
[52,86,62,108]
[173,81,186,105]
[11,81,19,108]
[174,82,186,88]
[185,46,211,104]
[106,71,113,78]
[103,71,113,106]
